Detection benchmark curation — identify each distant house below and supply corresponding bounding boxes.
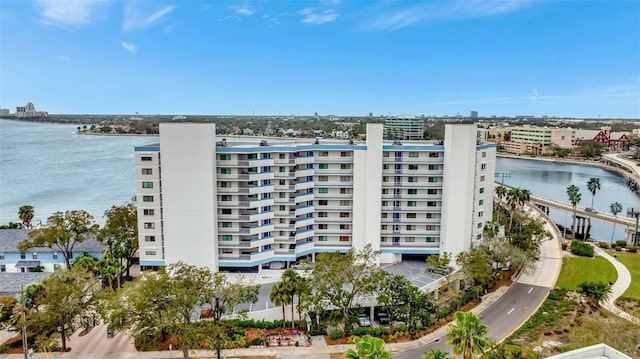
[0,229,104,273]
[576,126,631,150]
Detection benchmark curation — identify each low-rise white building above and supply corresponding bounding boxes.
[135,123,496,272]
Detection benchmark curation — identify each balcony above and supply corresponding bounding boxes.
[248,184,275,195]
[295,241,314,254]
[295,228,314,241]
[248,197,275,209]
[295,168,314,177]
[218,248,275,264]
[295,204,314,216]
[294,180,314,191]
[295,217,314,228]
[247,158,275,167]
[295,192,315,203]
[294,156,314,165]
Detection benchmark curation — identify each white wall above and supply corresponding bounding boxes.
[441,124,477,263]
[160,123,219,272]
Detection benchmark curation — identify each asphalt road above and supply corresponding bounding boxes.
[393,283,549,358]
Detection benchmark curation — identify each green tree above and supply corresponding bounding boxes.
[577,281,612,308]
[609,202,623,246]
[344,335,391,359]
[577,140,603,158]
[20,210,100,269]
[270,282,290,328]
[277,268,306,328]
[422,349,450,359]
[446,311,493,359]
[586,177,600,210]
[377,273,436,336]
[456,249,493,290]
[566,185,582,240]
[18,205,34,229]
[309,245,382,335]
[98,203,138,286]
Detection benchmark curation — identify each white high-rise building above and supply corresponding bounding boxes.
[135,123,495,272]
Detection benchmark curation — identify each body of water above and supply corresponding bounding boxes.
[0,119,158,224]
[496,157,640,242]
[1,119,637,241]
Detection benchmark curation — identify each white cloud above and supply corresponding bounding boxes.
[360,0,533,31]
[55,55,71,63]
[233,5,255,16]
[123,3,176,32]
[121,41,137,53]
[300,8,338,25]
[37,0,107,26]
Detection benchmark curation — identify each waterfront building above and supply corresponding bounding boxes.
[15,102,48,118]
[576,126,631,150]
[477,126,511,149]
[384,115,424,140]
[0,108,9,117]
[135,123,495,272]
[503,125,575,155]
[0,229,103,273]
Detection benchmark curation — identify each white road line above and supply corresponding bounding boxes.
[507,308,515,315]
[528,287,533,294]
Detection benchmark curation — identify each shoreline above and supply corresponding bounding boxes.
[496,153,634,180]
[78,131,158,137]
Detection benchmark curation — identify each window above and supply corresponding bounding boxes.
[426,237,436,242]
[340,176,350,182]
[142,181,153,188]
[221,208,232,214]
[427,189,438,195]
[339,200,350,206]
[408,201,416,207]
[340,224,350,230]
[141,156,153,161]
[382,176,389,182]
[279,192,286,198]
[406,237,415,242]
[383,151,389,157]
[408,164,418,170]
[427,201,437,207]
[381,225,388,230]
[479,199,484,205]
[319,188,328,194]
[318,212,327,217]
[428,177,438,183]
[318,224,328,229]
[21,253,26,259]
[276,205,284,211]
[279,167,286,173]
[382,201,388,206]
[381,213,388,218]
[144,222,155,229]
[340,212,350,218]
[32,252,38,259]
[482,151,486,158]
[222,222,232,228]
[429,152,439,158]
[318,236,328,241]
[221,249,233,254]
[426,225,437,231]
[53,252,58,259]
[478,210,484,217]
[428,164,439,170]
[0,253,3,260]
[142,168,152,175]
[408,177,417,183]
[143,195,154,202]
[220,154,231,160]
[407,213,416,219]
[340,151,350,157]
[143,209,155,216]
[480,175,485,182]
[408,189,417,195]
[340,164,351,169]
[222,235,232,241]
[382,189,389,194]
[383,164,389,170]
[145,235,156,242]
[340,188,349,194]
[278,153,286,159]
[0,265,5,272]
[406,225,415,231]
[478,222,483,229]
[220,168,231,174]
[145,250,157,256]
[319,163,328,169]
[381,237,387,242]
[221,195,231,201]
[318,200,328,206]
[409,152,419,158]
[479,187,485,194]
[481,163,487,170]
[318,176,328,182]
[339,236,349,242]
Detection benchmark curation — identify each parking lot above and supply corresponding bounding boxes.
[383,260,443,288]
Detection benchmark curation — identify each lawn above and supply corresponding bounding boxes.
[555,256,617,290]
[614,252,640,298]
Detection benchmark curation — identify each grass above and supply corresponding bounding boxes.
[555,256,617,290]
[614,252,640,298]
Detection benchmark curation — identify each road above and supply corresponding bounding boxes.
[68,324,136,353]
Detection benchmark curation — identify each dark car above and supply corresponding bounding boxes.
[377,312,389,325]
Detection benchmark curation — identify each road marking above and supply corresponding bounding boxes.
[507,308,515,315]
[528,287,533,294]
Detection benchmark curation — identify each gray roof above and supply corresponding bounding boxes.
[0,229,104,253]
[0,272,52,296]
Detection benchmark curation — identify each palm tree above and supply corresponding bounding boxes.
[270,282,290,328]
[279,268,304,328]
[494,186,507,221]
[609,202,623,247]
[422,348,450,359]
[586,177,600,210]
[566,185,582,239]
[446,311,492,359]
[578,281,612,308]
[18,205,34,229]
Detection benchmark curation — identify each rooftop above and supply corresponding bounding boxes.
[0,229,104,253]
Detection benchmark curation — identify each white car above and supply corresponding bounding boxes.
[358,315,371,327]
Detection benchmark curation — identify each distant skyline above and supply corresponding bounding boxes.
[1,0,639,118]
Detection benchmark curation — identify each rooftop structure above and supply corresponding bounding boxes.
[134,123,496,272]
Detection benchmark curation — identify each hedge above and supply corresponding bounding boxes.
[571,240,594,257]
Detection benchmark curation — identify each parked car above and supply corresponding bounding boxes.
[377,312,389,325]
[585,207,597,213]
[358,315,371,327]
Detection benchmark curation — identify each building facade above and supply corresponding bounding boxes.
[503,125,575,155]
[135,123,496,272]
[384,115,424,140]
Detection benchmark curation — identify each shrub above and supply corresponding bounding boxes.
[393,324,408,334]
[626,246,638,253]
[562,242,568,250]
[352,327,388,337]
[615,246,622,252]
[329,330,343,340]
[250,338,263,346]
[571,241,594,257]
[615,240,628,248]
[598,241,610,249]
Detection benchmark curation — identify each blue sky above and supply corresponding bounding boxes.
[1,0,639,118]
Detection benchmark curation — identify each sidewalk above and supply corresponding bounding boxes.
[593,246,640,325]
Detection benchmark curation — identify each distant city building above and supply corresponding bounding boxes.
[134,123,495,272]
[172,115,187,120]
[469,111,478,119]
[575,126,631,150]
[384,114,424,140]
[0,108,9,117]
[15,102,48,118]
[502,125,575,155]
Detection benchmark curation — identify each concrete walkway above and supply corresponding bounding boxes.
[593,246,640,325]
